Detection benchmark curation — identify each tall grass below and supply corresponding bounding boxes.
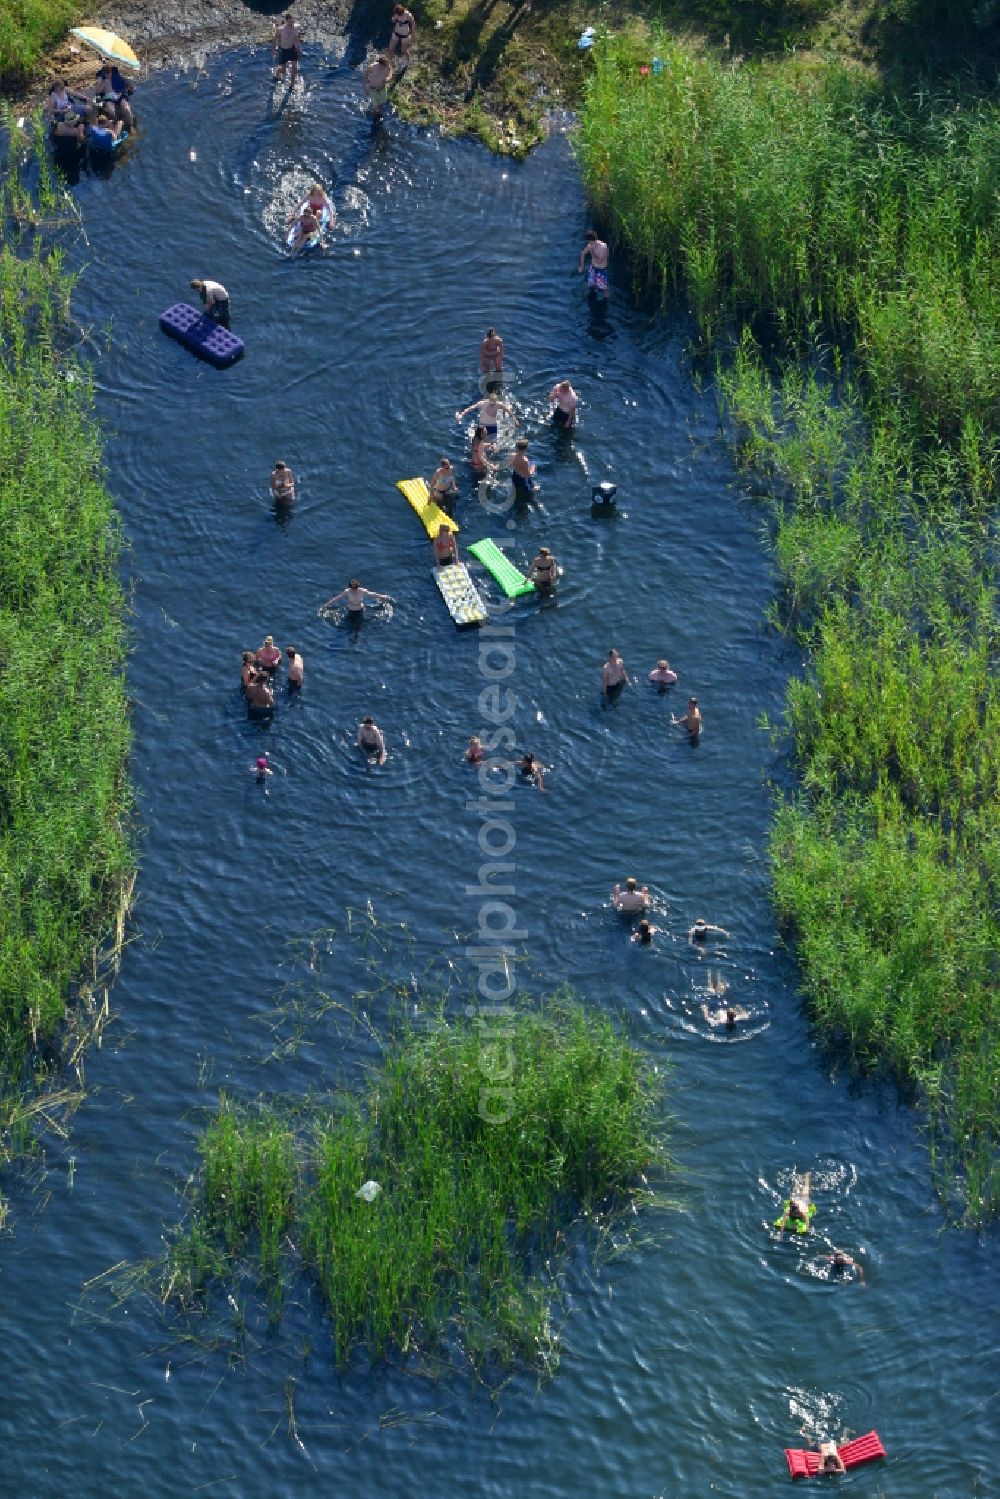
[0,0,80,91]
[166,997,665,1372]
[0,120,132,1194]
[580,37,1000,1219]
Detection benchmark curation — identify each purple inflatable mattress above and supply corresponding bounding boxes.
[158,302,244,369]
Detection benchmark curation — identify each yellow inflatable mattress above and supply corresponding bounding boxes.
[396,477,459,538]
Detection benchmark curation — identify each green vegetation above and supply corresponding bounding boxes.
[165,997,664,1372]
[0,0,80,92]
[0,120,132,1195]
[579,37,1000,1219]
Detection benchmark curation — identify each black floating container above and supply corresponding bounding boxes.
[591,481,617,518]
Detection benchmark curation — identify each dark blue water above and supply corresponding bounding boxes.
[0,51,997,1497]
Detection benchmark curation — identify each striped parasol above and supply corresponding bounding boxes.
[69,26,140,70]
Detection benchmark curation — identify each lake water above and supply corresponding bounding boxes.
[1,50,997,1498]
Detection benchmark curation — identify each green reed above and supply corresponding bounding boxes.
[0,121,132,1202]
[579,35,1000,439]
[580,40,1000,1216]
[165,996,665,1372]
[718,336,999,1219]
[0,0,81,89]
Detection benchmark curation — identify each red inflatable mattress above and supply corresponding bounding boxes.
[784,1430,886,1478]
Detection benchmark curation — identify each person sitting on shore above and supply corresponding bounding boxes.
[270,461,295,502]
[364,53,392,120]
[45,79,89,121]
[94,64,134,128]
[285,645,304,689]
[466,735,486,763]
[433,524,458,566]
[322,578,393,616]
[89,111,124,150]
[548,380,579,428]
[649,659,678,689]
[256,635,282,673]
[357,715,387,764]
[191,279,230,328]
[471,426,495,479]
[612,877,649,914]
[529,547,558,594]
[817,1442,847,1475]
[672,696,702,740]
[387,3,416,58]
[430,457,459,507]
[632,919,656,945]
[690,918,730,943]
[52,111,86,147]
[480,326,504,374]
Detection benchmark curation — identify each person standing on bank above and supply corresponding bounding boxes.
[191,279,230,329]
[387,4,416,58]
[273,13,304,87]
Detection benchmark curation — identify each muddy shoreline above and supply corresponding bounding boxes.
[19,1,358,107]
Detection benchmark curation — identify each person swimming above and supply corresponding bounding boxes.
[690,918,730,943]
[701,1001,750,1029]
[649,659,678,689]
[820,1249,865,1284]
[466,735,486,763]
[517,752,546,791]
[612,877,649,914]
[632,919,656,945]
[254,754,274,785]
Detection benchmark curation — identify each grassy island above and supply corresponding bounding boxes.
[0,125,132,1203]
[579,31,1000,1219]
[164,998,664,1372]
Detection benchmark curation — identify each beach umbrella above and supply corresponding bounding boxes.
[69,26,140,70]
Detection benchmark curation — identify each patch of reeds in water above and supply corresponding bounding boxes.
[0,117,132,1204]
[165,997,665,1373]
[579,38,1000,1219]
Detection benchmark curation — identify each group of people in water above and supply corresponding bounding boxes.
[45,63,136,156]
